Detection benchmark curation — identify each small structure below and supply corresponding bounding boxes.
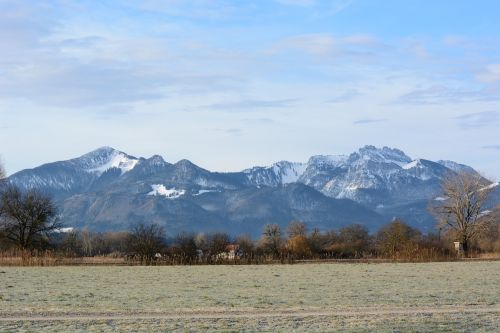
[215,244,240,260]
[454,241,464,257]
[226,244,240,260]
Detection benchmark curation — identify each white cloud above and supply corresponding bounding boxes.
[395,85,500,105]
[476,64,500,83]
[205,99,297,111]
[455,111,500,129]
[270,33,380,58]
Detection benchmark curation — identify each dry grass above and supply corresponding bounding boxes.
[477,252,500,259]
[0,250,126,266]
[2,312,499,332]
[0,262,499,331]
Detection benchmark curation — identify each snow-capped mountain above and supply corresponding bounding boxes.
[436,160,481,177]
[80,147,139,175]
[6,145,495,235]
[243,161,307,186]
[8,147,139,197]
[245,146,465,208]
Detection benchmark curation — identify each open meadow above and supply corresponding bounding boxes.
[0,261,499,332]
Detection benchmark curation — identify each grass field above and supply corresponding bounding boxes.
[1,262,499,332]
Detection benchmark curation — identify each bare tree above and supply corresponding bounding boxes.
[235,234,254,258]
[287,220,307,238]
[475,205,500,253]
[79,230,96,256]
[308,228,326,256]
[126,223,165,264]
[71,230,128,256]
[376,219,421,258]
[337,224,371,258]
[208,232,230,255]
[261,224,282,258]
[432,172,495,255]
[194,233,208,253]
[0,185,61,250]
[176,232,198,262]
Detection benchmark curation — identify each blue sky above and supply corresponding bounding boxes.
[1,0,499,178]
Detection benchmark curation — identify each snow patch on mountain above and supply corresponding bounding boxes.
[273,162,307,184]
[54,227,75,233]
[146,155,168,167]
[148,184,185,199]
[484,182,499,190]
[353,146,412,167]
[86,150,138,175]
[244,161,307,186]
[402,160,419,170]
[307,155,347,167]
[437,160,479,176]
[401,159,448,181]
[478,210,492,218]
[193,189,220,196]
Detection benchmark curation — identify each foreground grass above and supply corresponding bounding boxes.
[0,262,499,331]
[2,312,499,332]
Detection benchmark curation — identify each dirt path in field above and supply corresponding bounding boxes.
[1,306,499,321]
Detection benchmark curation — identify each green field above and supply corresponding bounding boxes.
[1,262,499,332]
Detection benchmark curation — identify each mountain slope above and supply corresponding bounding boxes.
[8,147,139,198]
[7,145,494,234]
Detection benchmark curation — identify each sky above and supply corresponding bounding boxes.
[0,0,499,179]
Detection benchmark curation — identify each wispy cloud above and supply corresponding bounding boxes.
[214,127,243,136]
[241,118,276,124]
[482,145,500,150]
[476,64,500,83]
[396,85,500,105]
[205,98,297,111]
[401,38,430,59]
[0,0,252,112]
[0,3,247,111]
[274,0,354,18]
[133,0,250,21]
[325,90,361,103]
[353,118,386,125]
[269,33,380,59]
[455,111,500,129]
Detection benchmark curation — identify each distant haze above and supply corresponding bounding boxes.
[0,1,499,179]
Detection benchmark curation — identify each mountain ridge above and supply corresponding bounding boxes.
[7,145,496,236]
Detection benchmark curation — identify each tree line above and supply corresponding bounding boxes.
[0,160,499,264]
[2,218,498,265]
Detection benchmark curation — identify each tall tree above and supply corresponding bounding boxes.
[126,223,165,264]
[432,172,495,255]
[235,234,254,259]
[0,185,61,250]
[261,224,282,258]
[287,220,307,238]
[376,219,421,258]
[337,224,371,257]
[208,232,230,255]
[176,232,198,262]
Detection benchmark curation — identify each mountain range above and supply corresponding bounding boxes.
[7,146,499,237]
